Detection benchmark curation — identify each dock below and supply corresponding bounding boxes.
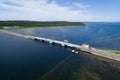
[0,30,120,61]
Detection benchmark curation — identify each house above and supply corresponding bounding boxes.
[81,44,89,48]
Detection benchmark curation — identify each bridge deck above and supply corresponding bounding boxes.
[34,37,80,48]
[0,30,120,61]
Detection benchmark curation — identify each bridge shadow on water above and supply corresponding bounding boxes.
[38,49,120,80]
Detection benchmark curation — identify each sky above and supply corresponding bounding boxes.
[0,0,120,22]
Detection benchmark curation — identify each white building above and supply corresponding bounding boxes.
[81,44,89,48]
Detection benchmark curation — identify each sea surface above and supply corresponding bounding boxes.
[0,22,120,80]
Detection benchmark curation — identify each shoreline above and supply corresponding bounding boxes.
[80,47,120,62]
[0,21,85,29]
[0,25,84,30]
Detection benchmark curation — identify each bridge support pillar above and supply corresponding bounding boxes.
[61,44,67,47]
[49,41,53,44]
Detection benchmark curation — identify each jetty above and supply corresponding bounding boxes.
[0,30,120,61]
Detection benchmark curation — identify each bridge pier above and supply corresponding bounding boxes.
[34,38,38,40]
[40,40,45,42]
[49,41,55,44]
[61,44,67,47]
[34,38,45,42]
[49,40,53,43]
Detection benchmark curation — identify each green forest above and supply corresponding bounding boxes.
[0,21,85,28]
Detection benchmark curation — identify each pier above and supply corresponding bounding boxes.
[0,30,120,61]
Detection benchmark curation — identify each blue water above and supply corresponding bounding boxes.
[0,23,120,80]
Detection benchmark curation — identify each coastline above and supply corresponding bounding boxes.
[0,25,84,30]
[0,21,85,29]
[79,47,120,62]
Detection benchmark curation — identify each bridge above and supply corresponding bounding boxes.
[0,30,120,61]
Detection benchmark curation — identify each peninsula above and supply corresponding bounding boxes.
[0,21,85,29]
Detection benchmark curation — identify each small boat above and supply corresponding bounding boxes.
[72,50,75,52]
[75,51,78,54]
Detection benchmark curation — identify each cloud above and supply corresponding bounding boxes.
[2,0,23,7]
[0,0,91,21]
[73,3,89,9]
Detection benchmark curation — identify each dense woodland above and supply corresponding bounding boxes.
[0,21,85,28]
